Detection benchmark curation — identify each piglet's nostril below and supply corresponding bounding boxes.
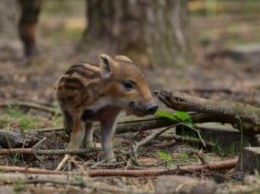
[146,105,158,115]
[129,101,135,108]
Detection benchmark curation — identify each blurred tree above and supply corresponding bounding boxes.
[0,0,41,58]
[0,0,18,41]
[83,0,190,67]
[18,0,41,57]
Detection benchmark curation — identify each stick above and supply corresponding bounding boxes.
[134,125,175,150]
[55,154,70,171]
[33,127,64,132]
[88,158,238,177]
[31,111,250,135]
[32,137,46,148]
[0,147,101,155]
[0,166,61,174]
[0,158,238,177]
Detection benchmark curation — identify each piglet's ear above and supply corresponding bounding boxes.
[99,54,114,79]
[114,55,133,63]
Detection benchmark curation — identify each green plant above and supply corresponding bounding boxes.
[7,107,23,118]
[19,118,31,129]
[12,153,22,166]
[213,144,238,157]
[3,106,42,130]
[178,152,190,162]
[13,178,26,192]
[155,110,194,128]
[157,151,172,167]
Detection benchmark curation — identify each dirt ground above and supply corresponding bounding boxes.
[0,1,260,193]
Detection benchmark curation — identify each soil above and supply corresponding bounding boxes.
[0,1,259,193]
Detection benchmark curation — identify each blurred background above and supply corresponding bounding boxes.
[0,0,259,106]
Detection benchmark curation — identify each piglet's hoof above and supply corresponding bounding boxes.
[104,155,117,163]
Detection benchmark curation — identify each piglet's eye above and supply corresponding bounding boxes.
[122,80,135,90]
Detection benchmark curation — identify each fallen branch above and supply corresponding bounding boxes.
[0,158,238,177]
[0,147,100,155]
[55,154,71,171]
[87,158,238,177]
[132,126,175,154]
[0,166,61,174]
[34,127,63,132]
[30,113,236,135]
[157,90,260,132]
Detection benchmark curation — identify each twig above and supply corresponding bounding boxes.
[55,154,70,171]
[0,157,238,177]
[182,123,207,147]
[131,126,175,166]
[33,127,63,133]
[32,137,46,149]
[0,147,101,155]
[0,165,61,174]
[87,158,238,177]
[90,159,108,169]
[134,125,176,152]
[194,150,209,165]
[31,137,47,164]
[117,126,176,167]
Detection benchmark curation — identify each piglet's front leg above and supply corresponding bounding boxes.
[99,108,121,162]
[67,118,85,149]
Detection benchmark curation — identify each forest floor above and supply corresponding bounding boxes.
[0,1,260,193]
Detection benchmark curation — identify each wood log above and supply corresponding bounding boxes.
[0,130,40,148]
[157,90,260,133]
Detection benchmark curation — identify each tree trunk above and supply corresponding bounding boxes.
[0,0,21,57]
[0,0,17,40]
[84,0,190,67]
[18,0,41,57]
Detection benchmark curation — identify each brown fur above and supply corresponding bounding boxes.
[55,54,157,161]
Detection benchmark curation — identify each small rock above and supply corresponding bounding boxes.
[235,147,260,174]
[155,175,216,194]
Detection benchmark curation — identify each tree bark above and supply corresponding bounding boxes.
[157,90,260,133]
[18,0,41,57]
[0,0,21,55]
[84,0,190,67]
[0,0,18,39]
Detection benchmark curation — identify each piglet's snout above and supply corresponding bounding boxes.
[145,103,158,115]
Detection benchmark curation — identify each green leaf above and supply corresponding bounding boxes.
[155,109,177,120]
[174,111,190,122]
[155,110,195,127]
[174,111,196,127]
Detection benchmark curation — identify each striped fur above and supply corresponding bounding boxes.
[55,54,157,162]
